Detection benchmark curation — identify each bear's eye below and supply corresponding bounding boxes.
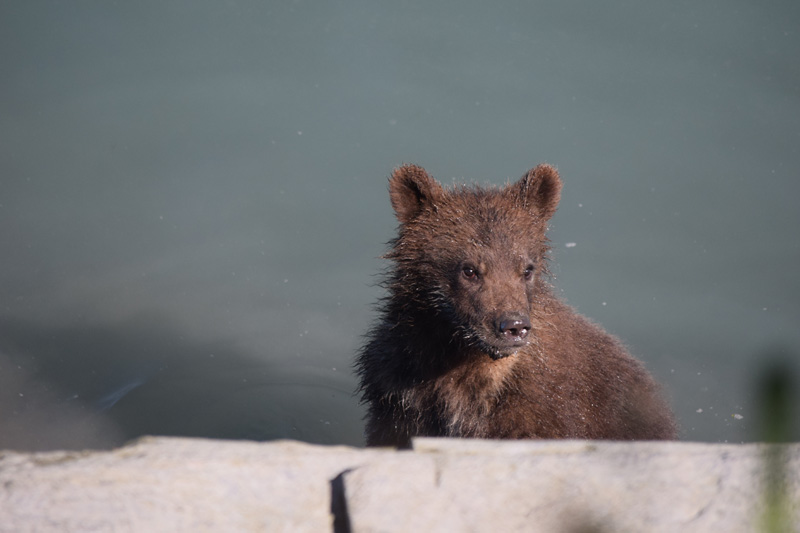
[461,266,478,280]
[523,265,535,280]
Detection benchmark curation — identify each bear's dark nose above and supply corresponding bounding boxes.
[497,316,531,340]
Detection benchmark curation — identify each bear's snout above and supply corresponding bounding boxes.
[496,314,531,343]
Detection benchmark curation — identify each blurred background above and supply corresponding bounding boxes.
[1,0,798,450]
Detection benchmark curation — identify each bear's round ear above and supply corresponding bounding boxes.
[389,164,444,224]
[515,164,562,221]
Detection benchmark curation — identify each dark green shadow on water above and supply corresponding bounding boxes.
[757,349,797,533]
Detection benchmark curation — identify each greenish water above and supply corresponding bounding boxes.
[1,1,798,450]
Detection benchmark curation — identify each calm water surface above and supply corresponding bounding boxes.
[1,1,799,449]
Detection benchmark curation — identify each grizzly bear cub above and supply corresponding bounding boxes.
[356,164,677,448]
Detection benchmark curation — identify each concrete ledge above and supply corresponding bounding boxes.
[1,437,798,532]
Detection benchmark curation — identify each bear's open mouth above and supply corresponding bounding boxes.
[479,337,528,360]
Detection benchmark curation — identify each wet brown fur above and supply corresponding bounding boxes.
[356,164,677,447]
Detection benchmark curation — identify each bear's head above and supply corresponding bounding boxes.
[386,164,562,360]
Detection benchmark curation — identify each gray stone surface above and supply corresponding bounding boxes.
[1,436,798,532]
[352,438,800,532]
[0,437,388,533]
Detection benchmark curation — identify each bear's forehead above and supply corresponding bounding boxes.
[408,197,545,255]
[436,192,542,232]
